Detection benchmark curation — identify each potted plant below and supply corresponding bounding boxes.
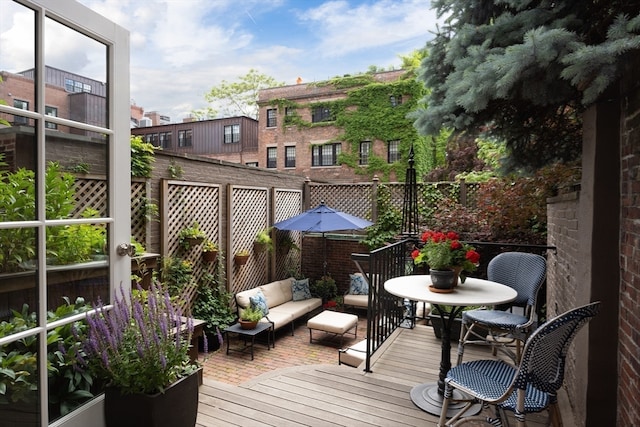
[192,269,235,352]
[234,249,250,266]
[178,222,206,249]
[84,283,201,427]
[253,228,273,253]
[411,230,480,290]
[310,275,338,303]
[201,239,218,263]
[239,305,263,330]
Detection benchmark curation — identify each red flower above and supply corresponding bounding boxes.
[450,240,462,250]
[446,231,459,240]
[465,250,480,264]
[411,249,420,259]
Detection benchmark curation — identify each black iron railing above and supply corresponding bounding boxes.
[351,240,556,372]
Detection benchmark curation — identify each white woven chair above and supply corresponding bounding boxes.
[438,301,600,427]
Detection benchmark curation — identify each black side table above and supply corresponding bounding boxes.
[223,321,274,360]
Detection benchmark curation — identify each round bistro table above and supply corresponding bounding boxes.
[384,275,517,417]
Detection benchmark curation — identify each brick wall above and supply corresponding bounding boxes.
[301,235,369,293]
[618,52,640,427]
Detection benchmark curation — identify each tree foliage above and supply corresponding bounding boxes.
[197,69,284,119]
[413,0,640,171]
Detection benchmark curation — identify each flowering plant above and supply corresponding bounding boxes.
[411,230,480,275]
[84,283,197,395]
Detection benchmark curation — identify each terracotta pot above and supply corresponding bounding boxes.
[202,250,218,263]
[239,319,258,330]
[234,254,249,266]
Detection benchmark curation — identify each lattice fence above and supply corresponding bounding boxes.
[72,176,108,217]
[228,185,269,296]
[309,183,373,220]
[273,188,303,279]
[131,180,148,246]
[162,180,221,296]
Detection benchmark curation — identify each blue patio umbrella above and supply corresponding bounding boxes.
[273,202,373,275]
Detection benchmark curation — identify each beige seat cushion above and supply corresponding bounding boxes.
[343,294,368,308]
[307,311,358,334]
[339,339,368,367]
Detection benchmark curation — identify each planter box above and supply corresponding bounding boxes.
[104,368,201,427]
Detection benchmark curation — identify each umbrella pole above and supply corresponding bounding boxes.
[322,233,327,277]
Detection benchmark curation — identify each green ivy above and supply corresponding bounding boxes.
[270,72,427,181]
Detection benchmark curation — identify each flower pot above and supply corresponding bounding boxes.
[234,254,249,266]
[104,368,201,427]
[184,237,204,248]
[202,250,218,263]
[429,269,456,289]
[239,319,258,330]
[253,241,268,252]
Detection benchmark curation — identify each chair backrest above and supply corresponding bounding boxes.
[487,252,546,309]
[514,302,600,394]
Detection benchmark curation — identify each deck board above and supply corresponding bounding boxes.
[196,324,572,427]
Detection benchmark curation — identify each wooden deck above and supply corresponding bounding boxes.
[196,324,575,426]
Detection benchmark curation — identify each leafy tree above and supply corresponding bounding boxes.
[197,69,284,119]
[413,0,640,171]
[130,135,156,178]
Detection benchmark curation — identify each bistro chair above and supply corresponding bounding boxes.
[457,252,547,364]
[438,301,600,427]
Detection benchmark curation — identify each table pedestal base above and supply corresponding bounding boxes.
[410,383,482,418]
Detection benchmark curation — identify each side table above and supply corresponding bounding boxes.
[223,321,274,360]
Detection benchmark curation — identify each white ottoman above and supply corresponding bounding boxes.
[307,310,358,346]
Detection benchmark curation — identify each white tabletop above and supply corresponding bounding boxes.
[384,275,517,306]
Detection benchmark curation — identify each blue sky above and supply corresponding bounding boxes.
[2,0,441,123]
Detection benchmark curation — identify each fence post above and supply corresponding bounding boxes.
[459,178,467,207]
[303,177,311,210]
[371,175,379,222]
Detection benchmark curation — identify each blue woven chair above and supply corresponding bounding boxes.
[438,301,600,427]
[457,252,547,364]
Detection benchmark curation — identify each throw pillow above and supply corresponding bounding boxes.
[249,290,269,315]
[291,278,312,301]
[349,273,369,295]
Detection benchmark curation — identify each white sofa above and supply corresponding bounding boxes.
[235,278,322,335]
[343,272,369,310]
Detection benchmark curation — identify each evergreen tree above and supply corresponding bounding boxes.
[413,0,640,171]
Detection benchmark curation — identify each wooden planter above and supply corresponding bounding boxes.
[104,368,201,427]
[239,319,258,329]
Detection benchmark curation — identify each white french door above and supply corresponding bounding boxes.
[0,1,130,425]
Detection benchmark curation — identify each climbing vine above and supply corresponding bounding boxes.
[269,72,427,181]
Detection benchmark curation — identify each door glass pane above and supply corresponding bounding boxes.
[0,332,41,422]
[0,1,36,127]
[44,17,107,128]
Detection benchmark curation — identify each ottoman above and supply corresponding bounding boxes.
[307,310,358,346]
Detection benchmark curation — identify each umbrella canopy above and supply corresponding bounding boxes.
[273,202,373,233]
[273,202,373,277]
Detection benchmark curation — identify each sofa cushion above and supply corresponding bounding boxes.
[349,273,369,295]
[260,281,288,308]
[249,290,269,315]
[279,278,294,301]
[235,287,260,309]
[344,293,368,308]
[271,298,321,319]
[292,278,312,301]
[260,311,293,330]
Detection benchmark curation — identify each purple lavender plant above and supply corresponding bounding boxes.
[84,282,197,395]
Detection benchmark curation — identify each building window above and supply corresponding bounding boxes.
[285,146,296,168]
[224,124,240,143]
[45,106,58,129]
[312,143,341,166]
[178,129,192,147]
[159,132,172,149]
[388,140,400,162]
[284,107,296,125]
[64,78,92,93]
[266,109,277,127]
[359,141,371,165]
[13,99,28,125]
[267,147,277,168]
[390,95,402,107]
[311,106,333,123]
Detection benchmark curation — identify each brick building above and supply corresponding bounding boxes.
[256,70,416,182]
